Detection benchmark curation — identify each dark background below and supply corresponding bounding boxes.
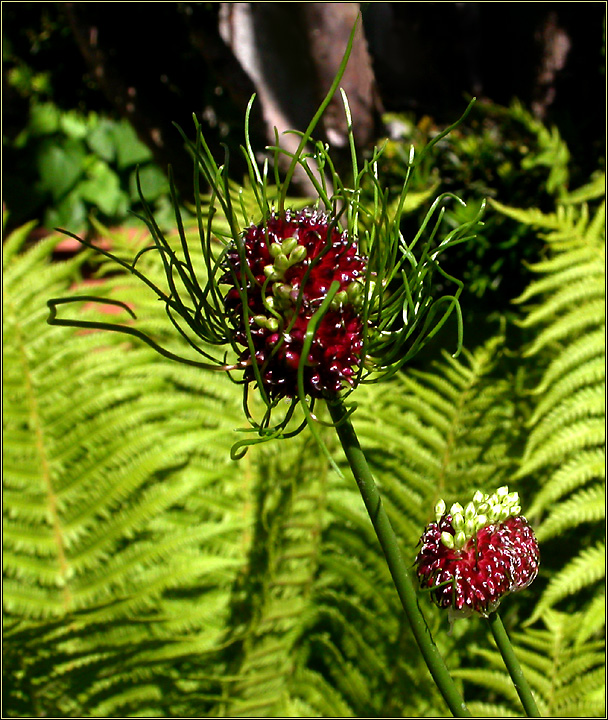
[4,2,605,217]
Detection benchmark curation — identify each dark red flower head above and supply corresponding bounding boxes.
[222,209,367,399]
[415,487,540,619]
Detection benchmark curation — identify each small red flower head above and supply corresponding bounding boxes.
[415,487,540,619]
[222,209,367,399]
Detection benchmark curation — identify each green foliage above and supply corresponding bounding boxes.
[3,4,171,232]
[0,221,521,716]
[453,610,605,717]
[4,99,170,232]
[445,175,606,716]
[3,147,605,716]
[493,178,606,627]
[297,336,527,717]
[379,100,575,318]
[3,222,247,715]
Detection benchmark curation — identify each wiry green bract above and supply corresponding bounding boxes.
[46,13,483,456]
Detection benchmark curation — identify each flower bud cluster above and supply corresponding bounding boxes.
[222,209,367,399]
[416,486,540,618]
[435,486,522,551]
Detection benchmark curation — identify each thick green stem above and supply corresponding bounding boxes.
[327,397,471,717]
[488,612,542,717]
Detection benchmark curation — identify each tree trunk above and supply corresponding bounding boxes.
[218,2,382,192]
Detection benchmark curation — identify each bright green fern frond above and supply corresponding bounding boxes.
[207,432,332,718]
[508,100,571,195]
[518,417,605,481]
[452,666,525,709]
[527,448,605,516]
[494,177,605,629]
[354,332,523,527]
[523,385,605,460]
[531,327,604,397]
[528,542,605,624]
[534,484,605,541]
[455,610,605,717]
[3,222,252,717]
[574,589,606,646]
[291,667,356,717]
[521,299,604,357]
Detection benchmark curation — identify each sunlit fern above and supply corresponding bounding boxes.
[442,177,608,717]
[1,217,527,718]
[3,221,251,716]
[4,171,605,718]
[274,332,531,717]
[452,609,605,717]
[492,175,605,631]
[213,332,517,718]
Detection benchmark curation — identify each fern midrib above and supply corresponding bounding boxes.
[223,439,330,716]
[436,372,473,502]
[5,288,73,613]
[545,618,566,716]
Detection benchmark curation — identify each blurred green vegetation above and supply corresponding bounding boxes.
[376,101,578,316]
[3,4,171,232]
[4,99,170,230]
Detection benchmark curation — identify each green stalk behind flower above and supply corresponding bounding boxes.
[327,397,472,717]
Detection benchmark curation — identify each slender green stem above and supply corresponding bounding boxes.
[488,612,542,717]
[327,397,471,718]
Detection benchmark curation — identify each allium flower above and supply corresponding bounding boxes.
[415,487,540,618]
[222,209,367,400]
[47,78,483,453]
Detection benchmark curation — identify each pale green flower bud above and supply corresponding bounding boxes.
[273,283,293,299]
[476,514,487,530]
[434,498,446,522]
[450,502,464,517]
[441,531,455,549]
[331,290,348,309]
[488,505,501,523]
[473,490,485,504]
[274,254,290,272]
[289,244,307,264]
[454,531,467,550]
[347,280,364,306]
[281,237,298,255]
[264,264,280,280]
[507,492,519,506]
[452,512,465,531]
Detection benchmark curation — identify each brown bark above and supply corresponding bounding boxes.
[218,2,382,191]
[300,2,381,152]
